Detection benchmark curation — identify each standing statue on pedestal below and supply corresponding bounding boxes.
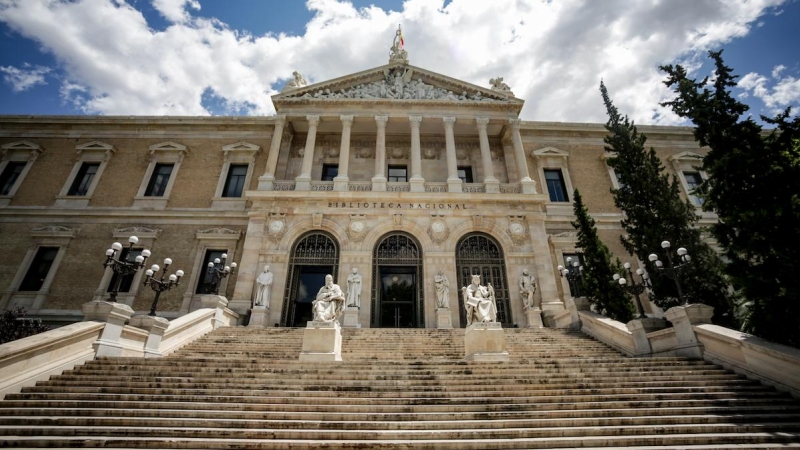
[462,274,498,326]
[519,269,538,309]
[312,274,345,323]
[434,269,450,309]
[253,265,273,308]
[346,267,362,308]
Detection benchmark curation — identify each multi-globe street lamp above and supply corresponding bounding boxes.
[558,256,584,298]
[648,240,692,305]
[205,253,237,295]
[104,236,150,302]
[143,258,184,316]
[613,262,651,318]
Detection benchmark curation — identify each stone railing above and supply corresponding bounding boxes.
[348,182,372,192]
[0,296,239,399]
[424,183,447,193]
[462,184,486,193]
[310,181,334,191]
[387,182,410,192]
[499,184,521,194]
[273,181,296,191]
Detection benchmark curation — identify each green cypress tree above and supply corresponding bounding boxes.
[571,188,635,322]
[661,51,800,347]
[600,81,736,326]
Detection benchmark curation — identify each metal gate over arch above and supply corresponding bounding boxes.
[371,232,425,328]
[281,231,340,327]
[455,233,512,327]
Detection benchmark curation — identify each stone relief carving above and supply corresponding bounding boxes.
[347,214,368,242]
[393,214,403,226]
[267,213,287,243]
[198,227,240,235]
[428,214,450,244]
[312,213,323,227]
[354,145,374,159]
[422,147,440,160]
[31,225,78,234]
[553,231,578,238]
[507,216,529,245]
[490,77,513,94]
[113,226,159,235]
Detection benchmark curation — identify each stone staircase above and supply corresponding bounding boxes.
[1,326,800,448]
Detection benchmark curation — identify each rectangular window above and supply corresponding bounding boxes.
[222,164,248,198]
[144,163,174,197]
[388,165,407,182]
[321,164,338,181]
[67,162,100,196]
[106,248,143,293]
[19,247,59,292]
[562,253,585,297]
[0,161,26,195]
[544,169,569,202]
[457,166,474,183]
[196,249,226,294]
[683,171,704,205]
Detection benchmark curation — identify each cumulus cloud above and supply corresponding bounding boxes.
[0,63,50,92]
[739,67,800,113]
[0,0,789,123]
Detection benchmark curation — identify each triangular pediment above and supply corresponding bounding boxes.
[76,141,116,156]
[668,151,704,162]
[532,147,569,158]
[149,141,188,153]
[273,62,523,112]
[222,141,261,153]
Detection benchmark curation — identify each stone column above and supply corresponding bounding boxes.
[409,115,425,192]
[476,117,500,193]
[258,114,286,190]
[372,115,388,192]
[333,115,353,192]
[229,215,265,314]
[443,116,462,193]
[295,114,320,191]
[509,118,537,194]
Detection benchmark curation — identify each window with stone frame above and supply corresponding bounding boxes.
[0,141,44,207]
[388,165,407,182]
[211,142,260,210]
[55,141,116,208]
[531,146,574,205]
[544,169,569,202]
[321,164,339,182]
[668,151,710,210]
[457,166,474,183]
[133,141,188,210]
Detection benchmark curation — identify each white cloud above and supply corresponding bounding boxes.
[151,0,200,23]
[0,63,50,92]
[739,67,800,112]
[0,0,789,123]
[772,64,786,78]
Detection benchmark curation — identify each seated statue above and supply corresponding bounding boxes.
[462,274,498,326]
[489,77,512,92]
[312,274,345,323]
[281,71,308,92]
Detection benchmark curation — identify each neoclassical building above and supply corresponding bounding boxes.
[0,47,712,328]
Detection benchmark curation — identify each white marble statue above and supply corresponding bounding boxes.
[519,269,538,309]
[346,267,363,308]
[490,77,512,92]
[462,274,498,326]
[434,269,450,309]
[253,265,274,308]
[312,274,346,323]
[389,25,408,62]
[281,71,308,91]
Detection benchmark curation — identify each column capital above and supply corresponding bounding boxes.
[409,115,423,126]
[508,118,521,129]
[475,116,490,128]
[274,114,287,126]
[340,115,354,125]
[375,115,388,126]
[306,115,320,126]
[443,116,456,127]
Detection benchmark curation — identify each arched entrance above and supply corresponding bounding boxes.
[371,232,424,328]
[281,231,339,327]
[455,233,512,327]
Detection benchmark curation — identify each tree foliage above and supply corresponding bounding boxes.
[0,307,50,345]
[661,51,800,347]
[570,189,635,322]
[600,81,736,326]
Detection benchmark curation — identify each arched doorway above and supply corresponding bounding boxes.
[371,232,424,328]
[281,231,339,327]
[455,233,512,327]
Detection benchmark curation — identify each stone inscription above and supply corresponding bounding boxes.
[328,202,470,210]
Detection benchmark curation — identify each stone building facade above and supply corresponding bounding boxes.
[0,57,712,327]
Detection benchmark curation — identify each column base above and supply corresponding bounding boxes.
[248,306,269,328]
[484,178,500,193]
[525,308,544,328]
[257,174,275,191]
[333,176,349,192]
[294,176,311,191]
[342,307,361,328]
[299,321,343,362]
[371,176,387,192]
[464,322,509,362]
[436,308,453,329]
[520,178,538,194]
[409,177,425,192]
[447,178,463,193]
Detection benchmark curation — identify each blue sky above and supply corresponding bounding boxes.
[0,0,797,125]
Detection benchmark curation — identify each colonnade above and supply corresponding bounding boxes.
[259,114,537,194]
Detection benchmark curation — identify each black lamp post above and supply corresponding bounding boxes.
[143,258,184,316]
[614,262,651,318]
[558,256,584,298]
[104,236,150,302]
[648,240,691,305]
[205,253,237,295]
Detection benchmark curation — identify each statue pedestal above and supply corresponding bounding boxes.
[436,309,453,329]
[299,321,342,362]
[525,308,544,328]
[248,306,269,328]
[464,322,509,362]
[342,307,361,328]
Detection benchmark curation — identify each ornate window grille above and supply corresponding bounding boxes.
[370,233,424,328]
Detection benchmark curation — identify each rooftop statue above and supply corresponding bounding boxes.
[389,25,408,62]
[281,71,308,92]
[489,77,513,96]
